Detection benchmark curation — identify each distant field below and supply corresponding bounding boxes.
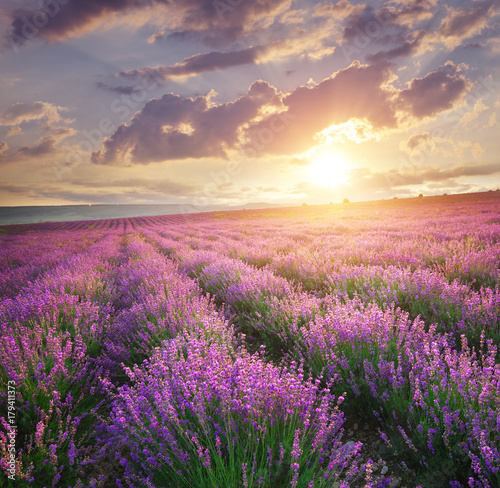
[1,191,499,488]
[0,202,289,226]
[0,204,208,226]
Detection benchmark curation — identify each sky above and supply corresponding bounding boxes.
[0,0,499,208]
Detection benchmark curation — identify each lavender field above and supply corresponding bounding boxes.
[1,193,500,488]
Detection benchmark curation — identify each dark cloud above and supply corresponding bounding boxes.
[118,45,271,81]
[0,181,32,195]
[117,33,331,82]
[5,0,292,47]
[342,6,397,43]
[0,138,56,164]
[393,0,438,25]
[339,1,438,63]
[95,82,143,96]
[366,30,425,62]
[340,2,432,45]
[92,80,280,165]
[6,0,138,46]
[459,42,485,50]
[282,61,397,129]
[157,0,292,45]
[0,128,73,165]
[438,2,493,41]
[397,62,471,119]
[0,183,199,205]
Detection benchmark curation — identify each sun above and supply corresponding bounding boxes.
[306,149,350,187]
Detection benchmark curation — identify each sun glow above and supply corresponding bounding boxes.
[306,149,350,187]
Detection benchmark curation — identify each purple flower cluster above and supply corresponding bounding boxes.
[105,333,355,488]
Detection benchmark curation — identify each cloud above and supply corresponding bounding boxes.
[396,62,471,119]
[5,0,292,47]
[0,127,74,165]
[312,1,364,21]
[400,132,430,153]
[119,32,338,82]
[5,0,139,46]
[95,82,145,96]
[461,98,488,125]
[243,60,398,155]
[152,0,293,45]
[278,8,308,25]
[366,30,426,63]
[339,1,433,45]
[392,0,439,26]
[289,156,309,166]
[0,181,201,205]
[92,80,281,165]
[342,6,396,42]
[257,186,281,192]
[94,59,475,162]
[294,161,500,201]
[118,45,273,81]
[0,181,37,200]
[6,126,23,137]
[436,2,494,47]
[69,176,202,197]
[400,133,487,160]
[471,142,484,159]
[337,1,461,64]
[0,101,64,126]
[243,60,472,156]
[0,75,21,87]
[383,162,500,188]
[0,170,206,205]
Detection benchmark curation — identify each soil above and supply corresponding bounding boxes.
[341,412,415,488]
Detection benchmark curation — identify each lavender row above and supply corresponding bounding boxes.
[0,229,108,298]
[0,233,125,486]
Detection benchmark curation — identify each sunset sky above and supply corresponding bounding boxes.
[0,0,499,208]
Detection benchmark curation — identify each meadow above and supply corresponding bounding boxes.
[1,192,499,488]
